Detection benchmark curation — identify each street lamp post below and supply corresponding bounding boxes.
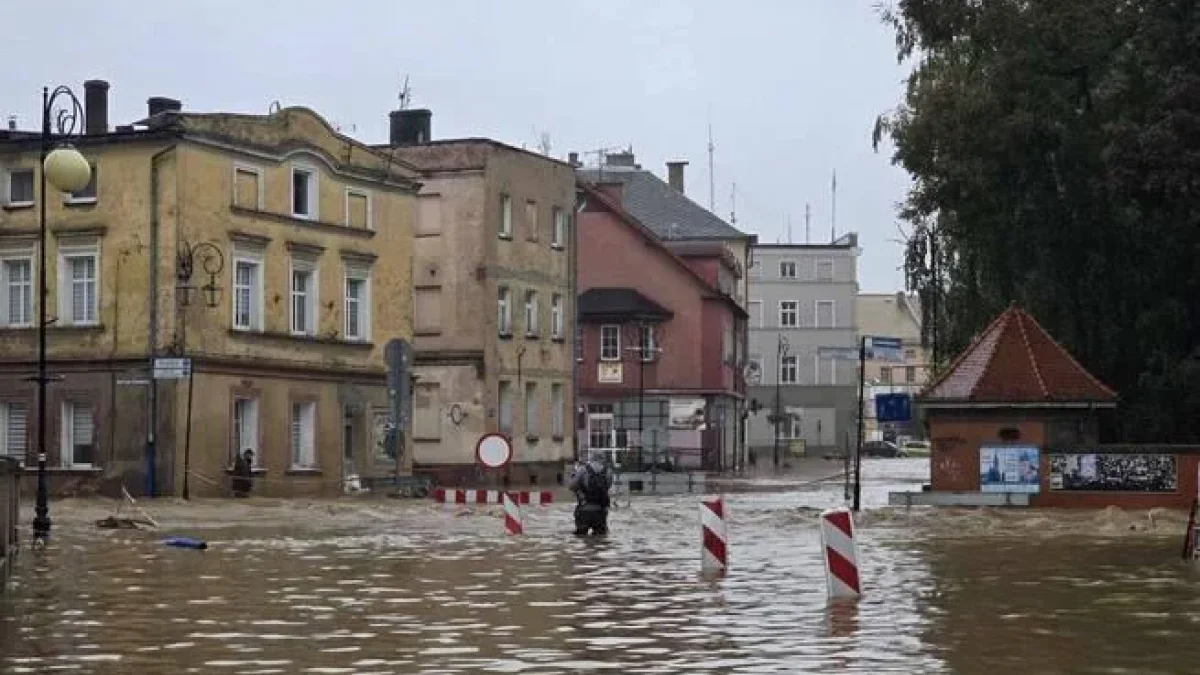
[32,86,93,543]
[175,240,224,500]
[772,334,789,469]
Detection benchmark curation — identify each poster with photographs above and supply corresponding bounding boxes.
[979,446,1041,493]
[1049,453,1177,492]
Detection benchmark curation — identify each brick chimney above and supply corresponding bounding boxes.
[667,160,687,194]
[83,80,109,135]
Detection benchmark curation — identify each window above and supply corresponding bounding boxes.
[906,366,917,383]
[499,194,513,238]
[816,355,836,385]
[815,300,835,328]
[816,259,834,281]
[291,401,317,468]
[779,260,797,278]
[498,381,514,434]
[525,200,539,242]
[66,163,97,203]
[5,168,33,206]
[232,397,260,467]
[880,367,892,384]
[525,382,538,437]
[232,252,264,331]
[345,188,371,229]
[290,260,318,336]
[291,166,317,219]
[498,286,512,335]
[780,355,798,384]
[552,207,567,249]
[232,164,263,209]
[600,325,620,361]
[780,409,802,439]
[551,384,564,438]
[1,252,33,328]
[723,318,734,363]
[639,324,656,361]
[551,293,564,339]
[524,290,539,336]
[904,348,917,360]
[414,286,441,334]
[344,270,370,341]
[0,402,27,459]
[779,301,798,328]
[58,242,99,326]
[61,401,94,468]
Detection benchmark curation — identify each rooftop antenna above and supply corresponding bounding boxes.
[805,203,812,244]
[268,101,282,115]
[533,128,552,156]
[730,182,737,225]
[707,124,716,212]
[786,214,792,244]
[831,169,838,242]
[585,145,626,183]
[398,75,412,111]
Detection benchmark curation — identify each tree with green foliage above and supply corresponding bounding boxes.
[874,0,1200,441]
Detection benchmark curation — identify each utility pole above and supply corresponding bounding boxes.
[805,202,811,244]
[853,336,866,511]
[773,334,789,469]
[831,170,838,243]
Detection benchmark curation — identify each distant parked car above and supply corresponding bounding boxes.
[901,440,932,457]
[862,440,902,458]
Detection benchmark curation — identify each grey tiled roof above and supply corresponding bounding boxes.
[577,167,749,241]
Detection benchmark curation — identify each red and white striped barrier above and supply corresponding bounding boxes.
[432,488,554,506]
[502,492,523,536]
[700,495,728,575]
[820,506,862,600]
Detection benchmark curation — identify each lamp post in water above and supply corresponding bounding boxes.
[32,86,93,544]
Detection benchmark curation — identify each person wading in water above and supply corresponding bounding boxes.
[568,456,612,536]
[232,448,254,497]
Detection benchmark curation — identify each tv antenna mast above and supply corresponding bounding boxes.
[398,75,412,111]
[707,124,716,212]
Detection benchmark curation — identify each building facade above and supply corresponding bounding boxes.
[858,292,929,442]
[746,236,860,461]
[386,111,576,486]
[575,183,746,471]
[0,81,419,497]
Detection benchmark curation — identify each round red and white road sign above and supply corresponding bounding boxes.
[476,433,513,469]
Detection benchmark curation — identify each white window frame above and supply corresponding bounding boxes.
[344,267,371,342]
[499,194,513,239]
[64,162,97,205]
[344,187,373,230]
[524,290,539,336]
[498,286,512,336]
[748,299,763,328]
[779,300,798,328]
[5,167,34,207]
[550,383,564,438]
[815,300,836,328]
[780,355,798,384]
[779,260,797,279]
[232,397,260,467]
[781,407,803,439]
[231,162,265,210]
[290,400,318,469]
[0,247,35,328]
[524,381,538,437]
[0,401,27,460]
[57,240,100,327]
[60,400,95,468]
[815,258,834,281]
[551,293,564,339]
[290,163,319,220]
[600,324,620,361]
[640,324,657,362]
[552,207,567,249]
[231,247,265,332]
[290,257,319,336]
[815,355,837,385]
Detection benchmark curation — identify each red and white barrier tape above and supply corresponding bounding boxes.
[700,495,728,575]
[820,506,862,599]
[432,488,554,506]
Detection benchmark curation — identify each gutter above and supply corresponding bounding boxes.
[146,143,178,497]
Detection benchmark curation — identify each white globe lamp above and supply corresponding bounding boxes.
[43,146,91,193]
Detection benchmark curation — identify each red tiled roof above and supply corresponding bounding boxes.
[921,306,1118,404]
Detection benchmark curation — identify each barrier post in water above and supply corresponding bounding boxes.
[820,506,862,599]
[700,495,728,575]
[503,491,523,536]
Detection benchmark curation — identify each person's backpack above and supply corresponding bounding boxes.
[582,464,611,506]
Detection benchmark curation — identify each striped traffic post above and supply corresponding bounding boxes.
[503,491,523,536]
[700,495,728,575]
[820,506,862,599]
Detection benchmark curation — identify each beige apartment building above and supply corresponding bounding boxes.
[383,110,576,486]
[0,81,419,497]
[858,292,929,442]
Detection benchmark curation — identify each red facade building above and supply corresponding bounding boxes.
[575,182,746,470]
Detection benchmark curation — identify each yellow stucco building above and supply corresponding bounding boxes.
[0,82,419,497]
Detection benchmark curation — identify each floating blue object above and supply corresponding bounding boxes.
[162,536,208,550]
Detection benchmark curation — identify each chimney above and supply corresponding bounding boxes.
[567,151,580,167]
[666,160,688,194]
[84,80,109,135]
[147,96,182,117]
[389,108,432,146]
[6,116,15,131]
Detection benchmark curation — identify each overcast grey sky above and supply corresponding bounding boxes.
[2,0,911,291]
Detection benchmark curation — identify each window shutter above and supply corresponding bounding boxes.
[291,404,302,464]
[6,403,26,456]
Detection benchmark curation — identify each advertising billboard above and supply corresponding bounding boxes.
[980,445,1041,493]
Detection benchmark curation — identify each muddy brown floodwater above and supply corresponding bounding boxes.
[3,460,1200,674]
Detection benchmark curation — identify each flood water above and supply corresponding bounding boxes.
[3,460,1200,674]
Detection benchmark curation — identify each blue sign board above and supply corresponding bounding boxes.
[864,336,904,363]
[874,393,912,423]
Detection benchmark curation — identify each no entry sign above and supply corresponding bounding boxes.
[476,433,513,469]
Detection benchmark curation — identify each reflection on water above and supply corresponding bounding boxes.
[1,460,1198,674]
